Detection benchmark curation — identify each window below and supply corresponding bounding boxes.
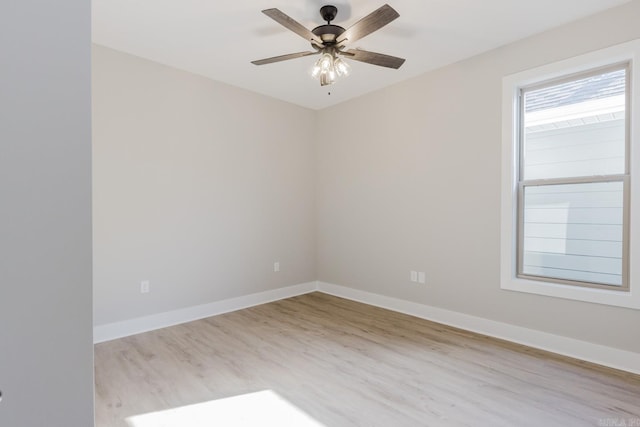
[518,66,629,290]
[501,40,640,309]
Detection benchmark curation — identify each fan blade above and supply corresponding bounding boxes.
[262,8,324,46]
[251,51,319,66]
[342,49,405,69]
[336,4,399,45]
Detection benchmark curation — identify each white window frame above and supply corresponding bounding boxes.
[501,39,640,310]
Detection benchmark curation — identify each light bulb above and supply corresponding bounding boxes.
[334,57,351,77]
[310,62,321,78]
[320,53,333,71]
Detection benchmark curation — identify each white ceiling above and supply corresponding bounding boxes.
[92,0,631,110]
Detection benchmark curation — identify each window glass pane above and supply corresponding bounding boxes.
[521,181,623,286]
[522,68,626,180]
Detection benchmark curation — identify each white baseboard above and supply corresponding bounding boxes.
[317,281,640,375]
[94,280,640,375]
[93,282,317,343]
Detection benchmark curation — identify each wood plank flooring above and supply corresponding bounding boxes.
[94,292,640,426]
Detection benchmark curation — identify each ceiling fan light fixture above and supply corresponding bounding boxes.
[310,50,349,86]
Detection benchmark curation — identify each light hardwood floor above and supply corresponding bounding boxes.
[95,292,640,426]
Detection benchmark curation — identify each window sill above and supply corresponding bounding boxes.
[500,274,640,310]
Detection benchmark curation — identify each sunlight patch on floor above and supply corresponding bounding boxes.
[125,390,326,427]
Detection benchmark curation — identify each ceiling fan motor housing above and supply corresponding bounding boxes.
[312,24,345,44]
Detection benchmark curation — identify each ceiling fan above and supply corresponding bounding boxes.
[251,4,406,86]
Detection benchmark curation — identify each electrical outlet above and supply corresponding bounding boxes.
[418,272,426,284]
[410,271,418,282]
[140,280,150,294]
[274,262,280,272]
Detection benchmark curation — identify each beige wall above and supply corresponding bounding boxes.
[316,1,640,353]
[0,0,94,425]
[92,46,316,326]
